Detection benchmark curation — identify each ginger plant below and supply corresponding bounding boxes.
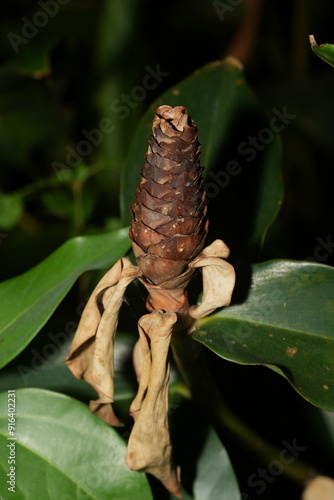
[65,105,235,496]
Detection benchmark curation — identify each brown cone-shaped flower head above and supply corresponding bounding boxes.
[130,105,208,287]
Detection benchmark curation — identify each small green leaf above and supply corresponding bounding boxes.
[194,260,334,411]
[0,45,51,78]
[41,190,75,220]
[0,79,61,166]
[310,34,334,68]
[0,194,23,230]
[0,228,131,369]
[0,388,152,500]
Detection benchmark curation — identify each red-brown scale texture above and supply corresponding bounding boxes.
[129,105,208,286]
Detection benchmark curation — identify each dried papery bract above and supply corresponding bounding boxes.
[64,258,141,426]
[126,311,181,497]
[189,239,235,318]
[65,105,236,498]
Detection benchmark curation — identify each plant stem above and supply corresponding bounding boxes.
[291,0,311,77]
[171,332,316,486]
[224,0,265,65]
[71,180,85,232]
[17,162,104,198]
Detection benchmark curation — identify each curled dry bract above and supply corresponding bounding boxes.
[65,258,140,426]
[126,311,181,497]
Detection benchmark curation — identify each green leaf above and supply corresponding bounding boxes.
[0,79,61,166]
[0,45,51,78]
[0,194,23,230]
[194,260,334,412]
[0,388,152,500]
[193,427,241,500]
[310,35,334,68]
[169,427,240,500]
[0,227,131,369]
[322,410,334,446]
[120,58,283,261]
[0,332,137,418]
[243,137,283,254]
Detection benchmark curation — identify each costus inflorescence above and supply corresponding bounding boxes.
[130,105,208,287]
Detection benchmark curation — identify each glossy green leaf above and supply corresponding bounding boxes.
[193,427,240,500]
[120,58,283,261]
[245,137,283,253]
[169,427,240,500]
[0,388,152,500]
[0,332,137,417]
[0,228,131,369]
[194,260,334,411]
[310,35,334,68]
[322,410,334,446]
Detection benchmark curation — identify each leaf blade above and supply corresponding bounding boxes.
[194,260,334,411]
[193,427,241,500]
[310,35,334,68]
[0,388,152,500]
[0,228,131,369]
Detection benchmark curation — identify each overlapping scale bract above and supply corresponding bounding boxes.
[130,105,208,286]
